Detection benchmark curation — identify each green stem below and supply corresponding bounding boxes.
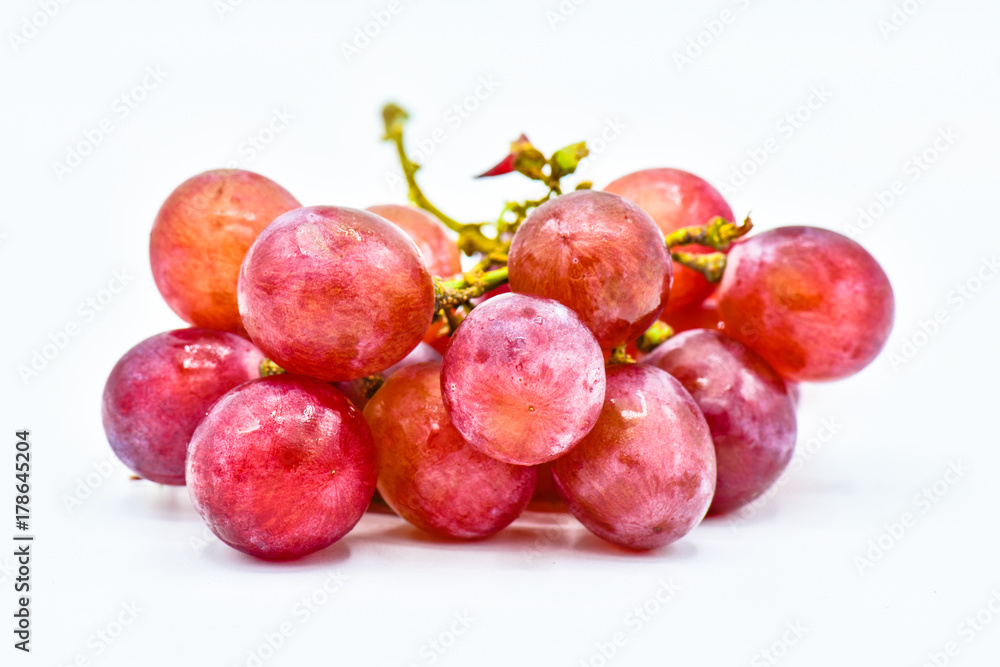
[665,215,753,250]
[382,104,464,231]
[635,321,675,353]
[259,359,285,377]
[382,104,503,256]
[434,266,509,310]
[497,191,554,236]
[607,345,635,365]
[672,251,728,283]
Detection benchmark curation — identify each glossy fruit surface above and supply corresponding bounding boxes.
[508,190,672,348]
[718,226,894,382]
[551,364,715,550]
[441,293,606,466]
[150,169,300,333]
[364,362,535,538]
[605,168,733,313]
[238,205,436,382]
[102,328,263,485]
[644,329,796,515]
[187,375,376,559]
[367,204,462,278]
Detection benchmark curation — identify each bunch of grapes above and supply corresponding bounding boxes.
[102,105,894,560]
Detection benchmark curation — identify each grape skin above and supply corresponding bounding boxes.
[551,363,716,550]
[663,298,725,334]
[186,375,377,560]
[367,204,462,279]
[644,329,797,515]
[718,226,895,382]
[508,190,672,349]
[364,362,536,539]
[101,328,263,486]
[422,318,452,356]
[238,205,436,382]
[149,169,300,334]
[605,168,733,314]
[441,293,606,466]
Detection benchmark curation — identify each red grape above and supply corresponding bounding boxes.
[550,363,716,550]
[508,190,672,349]
[422,318,452,356]
[643,329,796,515]
[102,328,263,485]
[186,375,376,560]
[367,204,462,278]
[718,226,894,382]
[238,206,436,382]
[150,169,300,334]
[441,293,606,466]
[663,300,725,334]
[605,168,733,314]
[364,362,535,538]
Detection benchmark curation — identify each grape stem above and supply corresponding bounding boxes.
[607,345,635,365]
[382,104,503,256]
[259,359,286,377]
[665,215,753,250]
[635,321,675,353]
[671,251,728,283]
[434,267,509,311]
[665,215,753,283]
[382,103,587,259]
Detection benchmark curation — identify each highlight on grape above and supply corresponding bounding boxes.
[99,102,896,560]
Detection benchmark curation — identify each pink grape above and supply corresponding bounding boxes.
[186,375,376,560]
[441,293,606,466]
[551,363,716,550]
[102,328,263,485]
[150,169,300,334]
[644,329,797,515]
[364,362,536,538]
[605,168,733,314]
[508,190,672,349]
[718,226,894,382]
[367,204,462,278]
[238,206,436,382]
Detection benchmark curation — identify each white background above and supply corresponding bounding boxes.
[2,0,999,665]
